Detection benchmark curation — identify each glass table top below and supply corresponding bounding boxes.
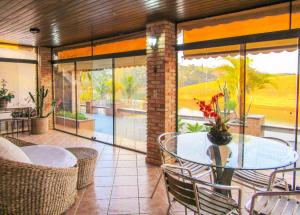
[164,132,298,170]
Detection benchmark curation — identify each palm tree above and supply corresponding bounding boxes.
[216,57,274,119]
[217,57,274,96]
[120,75,138,100]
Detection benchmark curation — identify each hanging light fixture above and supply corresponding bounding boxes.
[29,27,40,34]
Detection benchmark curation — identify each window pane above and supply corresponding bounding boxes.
[245,39,298,140]
[114,56,147,152]
[77,59,113,144]
[0,62,36,107]
[178,45,244,137]
[54,63,76,134]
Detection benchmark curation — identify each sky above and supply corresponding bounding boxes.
[179,50,299,74]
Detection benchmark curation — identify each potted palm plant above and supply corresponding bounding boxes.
[0,79,14,108]
[29,86,61,134]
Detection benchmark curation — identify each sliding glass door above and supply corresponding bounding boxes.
[76,59,113,144]
[53,56,147,152]
[54,63,76,134]
[177,37,300,186]
[114,56,147,151]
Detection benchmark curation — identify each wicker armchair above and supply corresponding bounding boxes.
[0,137,78,215]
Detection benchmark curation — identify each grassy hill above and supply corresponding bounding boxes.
[178,74,297,126]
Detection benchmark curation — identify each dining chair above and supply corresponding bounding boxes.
[162,164,242,215]
[150,132,211,198]
[245,168,300,215]
[233,137,292,192]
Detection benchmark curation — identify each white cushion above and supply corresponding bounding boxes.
[21,145,77,168]
[0,137,32,164]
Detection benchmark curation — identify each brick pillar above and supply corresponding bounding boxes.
[37,47,53,129]
[146,21,177,165]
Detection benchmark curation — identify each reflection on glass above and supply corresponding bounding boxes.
[77,59,113,144]
[54,63,76,134]
[177,45,243,139]
[114,56,147,152]
[0,62,36,108]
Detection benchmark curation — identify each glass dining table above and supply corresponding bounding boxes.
[164,132,298,195]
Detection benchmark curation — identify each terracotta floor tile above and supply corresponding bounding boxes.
[118,154,137,161]
[94,167,115,177]
[137,167,160,176]
[111,186,139,198]
[118,149,137,155]
[116,160,137,168]
[139,197,169,215]
[84,185,113,200]
[98,154,118,161]
[108,198,139,214]
[18,131,257,215]
[138,175,161,186]
[115,167,137,176]
[94,176,114,187]
[76,198,109,215]
[114,175,138,186]
[97,160,117,168]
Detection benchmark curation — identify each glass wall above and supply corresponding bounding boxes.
[77,59,113,144]
[177,38,300,185]
[53,56,147,152]
[114,56,147,152]
[54,63,76,134]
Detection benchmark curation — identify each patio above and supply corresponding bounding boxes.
[18,130,255,215]
[1,0,300,214]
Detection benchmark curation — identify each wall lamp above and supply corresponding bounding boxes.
[148,35,158,50]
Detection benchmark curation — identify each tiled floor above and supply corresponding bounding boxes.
[18,130,257,215]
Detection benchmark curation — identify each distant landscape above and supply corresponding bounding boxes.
[178,61,297,126]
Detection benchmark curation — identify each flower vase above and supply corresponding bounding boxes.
[207,130,232,146]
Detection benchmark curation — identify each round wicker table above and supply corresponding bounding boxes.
[66,147,98,190]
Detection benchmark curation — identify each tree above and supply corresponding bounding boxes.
[217,57,274,96]
[80,71,93,102]
[120,74,138,100]
[93,71,111,101]
[216,57,274,119]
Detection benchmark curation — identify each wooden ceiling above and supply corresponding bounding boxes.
[0,0,290,47]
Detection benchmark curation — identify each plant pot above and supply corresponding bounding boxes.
[31,117,49,134]
[207,130,232,146]
[0,98,8,108]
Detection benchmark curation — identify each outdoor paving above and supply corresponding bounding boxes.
[18,130,265,215]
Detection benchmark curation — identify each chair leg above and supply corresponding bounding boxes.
[151,172,162,198]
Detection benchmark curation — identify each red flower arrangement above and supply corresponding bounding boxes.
[195,92,232,145]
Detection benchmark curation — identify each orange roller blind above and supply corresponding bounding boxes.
[57,46,92,60]
[181,2,295,44]
[57,37,146,60]
[93,37,146,56]
[184,14,290,44]
[183,39,298,59]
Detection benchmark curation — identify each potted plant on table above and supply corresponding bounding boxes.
[0,79,14,108]
[195,91,232,146]
[29,86,61,134]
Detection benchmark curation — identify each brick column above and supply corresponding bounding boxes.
[37,47,53,129]
[146,21,177,165]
